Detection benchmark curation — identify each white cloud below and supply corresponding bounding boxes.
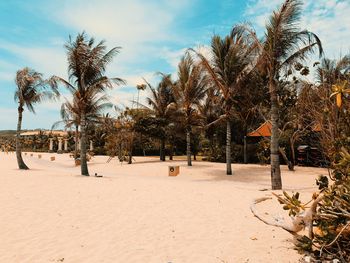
[301,1,350,59]
[245,0,284,17]
[244,0,350,59]
[57,1,172,44]
[244,0,284,29]
[158,47,187,72]
[45,0,192,72]
[0,0,193,116]
[123,72,157,87]
[109,71,161,109]
[0,41,68,79]
[0,0,194,86]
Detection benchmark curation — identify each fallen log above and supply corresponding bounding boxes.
[250,194,324,237]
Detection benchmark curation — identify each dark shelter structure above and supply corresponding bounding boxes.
[244,121,272,164]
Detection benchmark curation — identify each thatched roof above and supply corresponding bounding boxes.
[247,121,272,137]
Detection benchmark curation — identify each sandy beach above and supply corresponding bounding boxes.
[0,152,328,263]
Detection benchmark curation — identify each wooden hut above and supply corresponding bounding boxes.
[244,121,272,163]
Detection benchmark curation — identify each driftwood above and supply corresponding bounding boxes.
[250,194,324,237]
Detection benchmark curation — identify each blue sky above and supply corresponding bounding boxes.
[0,0,349,130]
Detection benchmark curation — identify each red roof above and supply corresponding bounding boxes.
[247,121,272,137]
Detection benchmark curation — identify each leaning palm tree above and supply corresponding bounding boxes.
[260,0,323,189]
[143,73,175,161]
[14,67,59,169]
[192,25,257,175]
[52,32,125,176]
[173,54,207,166]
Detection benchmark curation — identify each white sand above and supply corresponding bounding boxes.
[0,152,328,263]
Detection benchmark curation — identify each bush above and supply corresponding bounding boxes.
[299,148,350,261]
[279,148,350,262]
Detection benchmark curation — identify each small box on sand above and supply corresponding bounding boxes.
[169,166,180,176]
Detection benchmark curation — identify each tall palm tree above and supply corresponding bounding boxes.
[14,67,58,169]
[193,25,257,175]
[53,32,125,176]
[260,0,323,189]
[173,54,207,166]
[144,73,175,161]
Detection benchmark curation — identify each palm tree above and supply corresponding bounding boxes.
[192,25,257,175]
[59,98,80,157]
[315,55,350,109]
[53,93,112,158]
[14,67,58,169]
[144,73,175,161]
[316,55,350,88]
[136,84,146,109]
[198,86,221,157]
[173,54,207,166]
[53,32,125,176]
[260,0,323,189]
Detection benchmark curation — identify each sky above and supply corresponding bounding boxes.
[0,0,349,130]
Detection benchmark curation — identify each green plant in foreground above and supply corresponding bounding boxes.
[279,148,350,261]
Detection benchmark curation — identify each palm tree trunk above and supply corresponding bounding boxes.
[186,127,192,166]
[169,142,174,160]
[128,151,132,164]
[75,125,79,159]
[270,80,282,189]
[290,137,296,168]
[128,134,134,164]
[279,147,294,171]
[80,113,89,176]
[226,120,232,175]
[16,105,29,170]
[160,138,165,161]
